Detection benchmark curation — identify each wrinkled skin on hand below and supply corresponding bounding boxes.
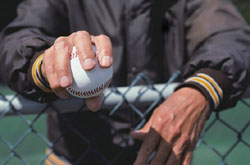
[131,87,210,165]
[41,31,113,111]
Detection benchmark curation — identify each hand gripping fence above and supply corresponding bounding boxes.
[0,71,249,165]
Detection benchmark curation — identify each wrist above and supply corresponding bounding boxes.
[163,87,210,118]
[176,68,232,111]
[40,59,48,82]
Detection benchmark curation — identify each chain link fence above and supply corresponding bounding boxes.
[0,1,249,164]
[0,72,249,165]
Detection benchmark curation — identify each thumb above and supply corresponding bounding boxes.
[85,93,104,112]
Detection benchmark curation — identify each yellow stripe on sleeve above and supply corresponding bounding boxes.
[185,77,220,108]
[197,73,223,99]
[31,54,51,93]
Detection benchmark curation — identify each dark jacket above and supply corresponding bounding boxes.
[1,0,250,109]
[0,0,250,163]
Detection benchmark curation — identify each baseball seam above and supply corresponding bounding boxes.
[70,51,77,60]
[67,78,112,97]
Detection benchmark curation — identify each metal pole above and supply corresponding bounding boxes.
[0,83,180,116]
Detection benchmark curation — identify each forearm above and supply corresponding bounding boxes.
[182,0,250,110]
[0,0,68,102]
[0,29,56,102]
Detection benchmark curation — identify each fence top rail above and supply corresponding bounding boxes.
[0,83,179,116]
[0,83,249,116]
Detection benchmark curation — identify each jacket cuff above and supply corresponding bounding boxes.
[176,68,232,111]
[29,53,52,93]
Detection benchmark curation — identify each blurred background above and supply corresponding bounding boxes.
[0,0,249,164]
[0,1,20,30]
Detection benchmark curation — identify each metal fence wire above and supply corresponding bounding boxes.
[0,72,249,165]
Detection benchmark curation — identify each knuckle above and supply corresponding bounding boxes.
[173,148,183,157]
[43,48,52,60]
[181,134,190,144]
[44,49,50,56]
[70,32,77,39]
[172,135,191,156]
[55,37,66,44]
[173,127,181,136]
[98,34,110,41]
[43,53,49,62]
[155,116,164,127]
[54,40,69,51]
[75,31,90,38]
[166,127,181,142]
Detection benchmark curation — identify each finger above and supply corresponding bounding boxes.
[130,112,155,140]
[182,151,193,165]
[54,37,73,88]
[43,48,68,98]
[91,35,113,68]
[42,48,54,81]
[193,106,210,142]
[85,93,104,112]
[180,131,196,165]
[72,31,96,70]
[130,129,147,140]
[166,135,190,165]
[165,151,181,165]
[134,128,161,165]
[130,117,153,140]
[44,48,69,99]
[151,139,172,165]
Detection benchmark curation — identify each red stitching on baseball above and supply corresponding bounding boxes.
[68,78,112,97]
[70,51,78,60]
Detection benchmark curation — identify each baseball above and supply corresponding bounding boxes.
[66,46,113,98]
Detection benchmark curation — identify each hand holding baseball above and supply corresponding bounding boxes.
[41,31,113,111]
[67,46,113,98]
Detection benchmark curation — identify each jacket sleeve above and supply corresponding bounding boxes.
[0,0,69,102]
[179,0,250,110]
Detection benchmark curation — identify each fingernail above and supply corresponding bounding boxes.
[83,58,96,70]
[101,56,111,67]
[60,76,71,87]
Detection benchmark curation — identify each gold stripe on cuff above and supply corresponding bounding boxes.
[197,73,223,99]
[31,54,51,93]
[186,77,220,108]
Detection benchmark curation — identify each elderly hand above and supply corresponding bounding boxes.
[131,87,210,165]
[41,31,113,111]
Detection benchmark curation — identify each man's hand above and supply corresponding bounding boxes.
[41,31,113,111]
[131,87,210,165]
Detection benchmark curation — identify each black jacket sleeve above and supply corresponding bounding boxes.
[0,0,69,102]
[181,0,250,110]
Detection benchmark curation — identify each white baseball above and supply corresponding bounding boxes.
[66,46,113,98]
